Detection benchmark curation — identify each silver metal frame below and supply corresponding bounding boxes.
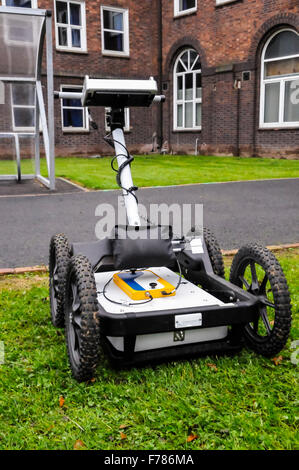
[0,7,55,190]
[0,6,48,16]
[0,133,35,182]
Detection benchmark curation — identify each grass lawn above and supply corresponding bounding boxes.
[0,248,298,450]
[0,154,298,190]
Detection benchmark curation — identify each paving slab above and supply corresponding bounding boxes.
[0,177,84,197]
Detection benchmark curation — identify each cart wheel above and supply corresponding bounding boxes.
[65,254,100,382]
[203,227,225,278]
[230,244,292,357]
[49,233,71,328]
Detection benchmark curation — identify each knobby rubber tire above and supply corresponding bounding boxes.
[203,227,225,278]
[49,233,71,328]
[65,254,101,382]
[230,243,292,357]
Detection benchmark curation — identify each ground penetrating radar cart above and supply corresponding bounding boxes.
[49,77,292,382]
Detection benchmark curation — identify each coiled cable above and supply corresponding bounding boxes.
[104,132,138,204]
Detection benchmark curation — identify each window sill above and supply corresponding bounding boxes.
[56,47,88,55]
[12,129,37,133]
[106,129,131,133]
[102,51,130,59]
[173,128,201,133]
[259,126,299,131]
[174,8,197,19]
[215,0,242,7]
[62,129,90,134]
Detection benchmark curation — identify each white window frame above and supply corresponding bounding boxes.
[260,29,299,129]
[1,0,38,7]
[174,0,197,18]
[101,5,129,57]
[11,84,37,132]
[173,49,202,131]
[54,0,87,53]
[60,84,89,132]
[105,107,130,133]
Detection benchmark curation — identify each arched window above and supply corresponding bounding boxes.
[260,29,299,127]
[173,49,202,130]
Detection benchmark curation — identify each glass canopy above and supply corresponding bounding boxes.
[0,6,55,189]
[0,9,44,79]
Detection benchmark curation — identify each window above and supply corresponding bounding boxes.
[260,29,299,128]
[61,85,89,131]
[101,6,129,56]
[173,49,202,130]
[174,0,197,17]
[54,1,87,52]
[11,83,36,131]
[105,107,130,132]
[1,0,38,7]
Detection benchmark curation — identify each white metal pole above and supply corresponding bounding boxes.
[36,81,50,176]
[46,13,55,191]
[35,86,40,178]
[14,134,21,182]
[112,127,140,227]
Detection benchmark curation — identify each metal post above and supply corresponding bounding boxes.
[46,12,55,191]
[14,134,21,182]
[36,80,50,176]
[35,86,40,178]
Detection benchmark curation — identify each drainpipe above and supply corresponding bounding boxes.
[233,73,241,157]
[157,0,163,150]
[236,79,241,157]
[195,138,199,156]
[252,64,258,158]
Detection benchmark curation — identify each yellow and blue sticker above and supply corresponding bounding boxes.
[113,270,176,301]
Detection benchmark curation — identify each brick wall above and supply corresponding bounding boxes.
[162,0,299,158]
[0,0,298,159]
[42,0,160,157]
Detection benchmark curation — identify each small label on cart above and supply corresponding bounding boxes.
[175,313,202,329]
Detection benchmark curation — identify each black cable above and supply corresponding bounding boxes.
[104,132,139,204]
[101,275,154,307]
[102,129,183,303]
[161,258,183,296]
[100,260,183,306]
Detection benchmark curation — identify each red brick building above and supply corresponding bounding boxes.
[2,0,299,158]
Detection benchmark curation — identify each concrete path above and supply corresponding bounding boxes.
[0,177,82,196]
[0,178,298,268]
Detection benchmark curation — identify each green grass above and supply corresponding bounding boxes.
[0,249,298,450]
[1,154,298,190]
